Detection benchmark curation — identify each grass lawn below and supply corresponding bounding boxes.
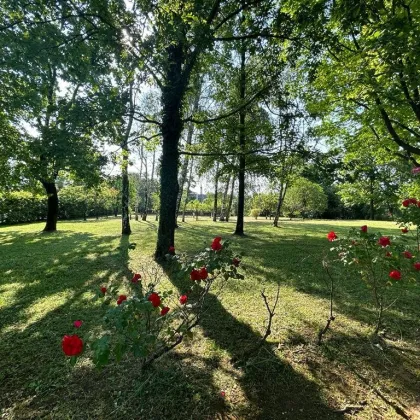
[1,217,419,419]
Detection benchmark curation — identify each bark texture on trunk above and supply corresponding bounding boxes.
[42,181,58,231]
[234,37,246,236]
[121,158,131,234]
[155,43,184,259]
[121,81,134,235]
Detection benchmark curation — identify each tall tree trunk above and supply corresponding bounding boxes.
[234,37,246,236]
[121,157,131,234]
[219,176,230,221]
[226,177,235,222]
[369,174,375,220]
[42,181,58,231]
[155,43,185,259]
[213,162,220,222]
[182,159,194,222]
[142,153,149,221]
[121,81,134,235]
[273,182,288,227]
[176,78,202,226]
[135,145,144,221]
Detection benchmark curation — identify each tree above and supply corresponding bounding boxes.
[0,1,120,231]
[283,178,327,218]
[303,0,420,164]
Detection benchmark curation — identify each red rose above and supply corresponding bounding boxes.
[190,269,201,281]
[417,201,420,208]
[220,391,226,398]
[100,286,107,294]
[412,167,420,175]
[62,334,83,356]
[179,294,188,305]
[160,306,170,316]
[414,262,420,271]
[389,270,401,280]
[378,236,391,247]
[360,225,367,233]
[327,231,337,241]
[168,246,175,254]
[385,251,392,257]
[131,273,141,283]
[402,199,410,207]
[73,320,83,328]
[232,257,240,267]
[410,198,417,204]
[402,227,409,233]
[403,251,413,259]
[117,295,127,305]
[199,266,208,280]
[211,236,223,251]
[148,292,161,307]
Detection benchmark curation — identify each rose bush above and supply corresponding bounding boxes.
[328,214,419,334]
[62,237,242,368]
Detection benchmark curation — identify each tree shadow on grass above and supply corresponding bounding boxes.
[160,262,342,419]
[0,231,132,417]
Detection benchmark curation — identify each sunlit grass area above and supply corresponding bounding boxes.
[1,217,419,419]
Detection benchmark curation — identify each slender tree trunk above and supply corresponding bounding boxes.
[42,181,58,231]
[182,159,194,222]
[121,81,134,236]
[219,176,230,221]
[273,183,288,227]
[234,37,246,236]
[121,158,131,234]
[369,175,375,220]
[226,177,235,222]
[142,154,149,221]
[135,145,144,221]
[155,43,185,259]
[212,162,219,222]
[176,78,202,226]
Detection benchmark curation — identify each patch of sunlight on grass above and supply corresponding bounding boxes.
[9,290,73,333]
[0,283,26,308]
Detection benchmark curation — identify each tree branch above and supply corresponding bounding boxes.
[185,85,270,124]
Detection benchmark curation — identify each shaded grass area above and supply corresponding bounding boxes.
[0,217,419,419]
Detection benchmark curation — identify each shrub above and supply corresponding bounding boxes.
[250,208,261,219]
[0,191,46,224]
[61,237,243,369]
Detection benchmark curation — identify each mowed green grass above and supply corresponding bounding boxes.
[1,217,419,419]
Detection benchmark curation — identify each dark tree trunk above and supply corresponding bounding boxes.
[370,198,375,220]
[42,181,58,231]
[369,174,375,220]
[121,158,131,234]
[121,82,134,235]
[273,182,288,227]
[234,37,246,236]
[155,43,185,259]
[212,162,219,222]
[226,177,235,222]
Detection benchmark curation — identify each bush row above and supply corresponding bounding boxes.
[0,185,119,225]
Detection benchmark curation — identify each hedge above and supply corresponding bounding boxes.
[0,185,119,225]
